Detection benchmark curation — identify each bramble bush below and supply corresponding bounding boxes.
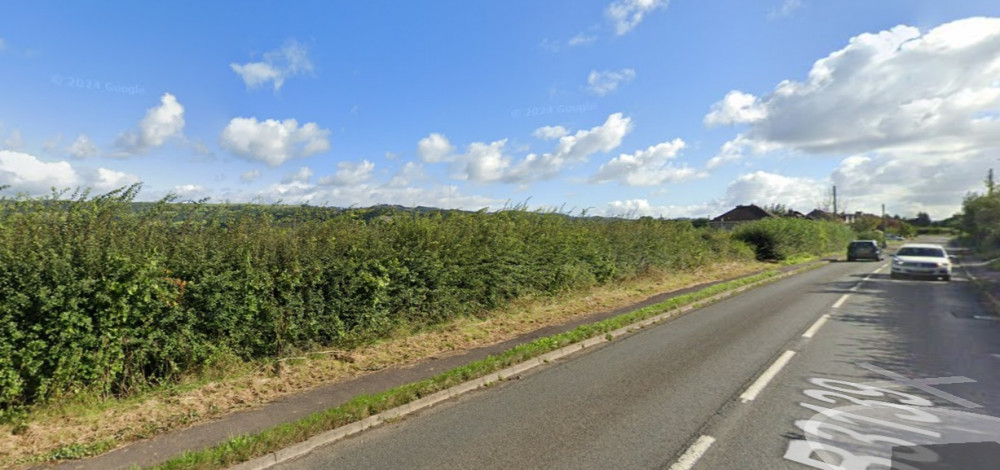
[0,186,833,413]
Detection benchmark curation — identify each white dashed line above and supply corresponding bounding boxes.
[832,294,850,309]
[802,314,830,339]
[668,435,717,470]
[740,350,797,403]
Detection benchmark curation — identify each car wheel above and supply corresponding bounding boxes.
[942,275,951,282]
[847,257,854,262]
[890,272,900,280]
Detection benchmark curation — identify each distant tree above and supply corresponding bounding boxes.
[765,203,790,216]
[913,212,932,227]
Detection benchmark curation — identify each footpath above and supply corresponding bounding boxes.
[46,262,810,470]
[46,249,1000,470]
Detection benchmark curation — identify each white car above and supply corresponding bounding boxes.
[890,243,952,281]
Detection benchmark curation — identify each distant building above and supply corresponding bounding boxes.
[710,204,776,230]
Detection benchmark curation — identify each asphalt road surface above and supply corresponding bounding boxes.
[275,239,1000,469]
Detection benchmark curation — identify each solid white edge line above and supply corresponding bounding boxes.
[832,294,850,309]
[802,314,829,339]
[740,350,797,403]
[668,435,717,470]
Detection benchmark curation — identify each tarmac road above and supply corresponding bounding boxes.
[275,241,1000,469]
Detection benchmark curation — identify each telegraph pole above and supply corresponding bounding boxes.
[832,186,838,215]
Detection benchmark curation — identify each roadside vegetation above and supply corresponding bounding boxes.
[0,184,866,466]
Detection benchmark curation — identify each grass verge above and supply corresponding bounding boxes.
[149,265,813,470]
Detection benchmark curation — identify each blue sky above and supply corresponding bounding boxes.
[2,0,999,219]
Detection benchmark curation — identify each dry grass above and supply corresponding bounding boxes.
[0,260,769,467]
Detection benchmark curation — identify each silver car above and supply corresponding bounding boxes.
[890,243,952,281]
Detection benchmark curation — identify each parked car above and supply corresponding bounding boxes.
[886,234,904,241]
[847,240,883,261]
[890,243,952,281]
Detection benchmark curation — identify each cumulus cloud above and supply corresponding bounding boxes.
[587,69,636,96]
[599,198,713,219]
[462,140,511,182]
[115,93,185,156]
[282,166,314,184]
[704,91,768,127]
[231,39,314,91]
[386,162,426,188]
[706,18,1000,155]
[718,171,826,211]
[533,125,569,140]
[592,138,702,186]
[85,167,141,192]
[705,134,779,169]
[68,134,98,158]
[606,0,668,35]
[220,117,331,167]
[318,160,375,186]
[172,184,210,200]
[240,169,261,183]
[704,17,1000,216]
[417,133,455,163]
[504,112,633,182]
[0,150,138,195]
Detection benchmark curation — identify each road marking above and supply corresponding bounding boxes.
[832,294,850,309]
[740,350,797,403]
[993,354,1000,360]
[802,314,829,339]
[858,363,982,409]
[668,435,716,470]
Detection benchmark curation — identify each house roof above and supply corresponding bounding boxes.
[711,204,776,222]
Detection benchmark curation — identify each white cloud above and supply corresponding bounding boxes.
[599,199,713,219]
[220,117,331,167]
[0,150,78,192]
[85,167,141,192]
[2,129,23,150]
[704,91,768,126]
[318,160,375,186]
[705,134,779,169]
[0,38,6,50]
[606,0,668,35]
[592,139,701,186]
[568,33,597,47]
[115,93,185,156]
[231,39,314,91]
[533,125,569,140]
[462,140,511,182]
[417,113,632,184]
[767,0,802,19]
[719,171,825,211]
[707,18,1000,156]
[417,133,455,163]
[68,134,98,158]
[0,150,139,195]
[587,69,636,96]
[240,169,261,183]
[704,18,1000,216]
[386,162,426,188]
[282,166,314,184]
[172,184,209,200]
[504,112,633,182]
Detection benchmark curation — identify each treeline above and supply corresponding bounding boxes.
[0,186,861,413]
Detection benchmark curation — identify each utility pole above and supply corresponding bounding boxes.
[881,203,886,232]
[832,186,838,215]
